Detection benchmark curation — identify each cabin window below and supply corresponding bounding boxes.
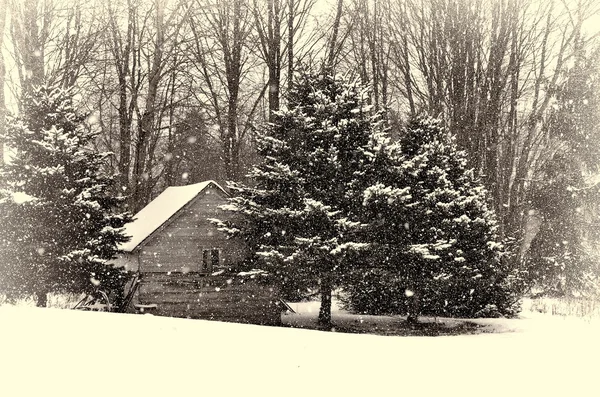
[201,248,220,272]
[211,249,220,268]
[201,250,209,272]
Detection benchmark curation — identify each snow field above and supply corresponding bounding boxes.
[1,306,599,397]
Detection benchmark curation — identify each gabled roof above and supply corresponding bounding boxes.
[119,180,227,252]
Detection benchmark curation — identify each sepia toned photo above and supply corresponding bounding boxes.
[1,0,599,395]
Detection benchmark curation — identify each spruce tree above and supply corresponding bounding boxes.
[214,70,381,326]
[527,154,598,296]
[525,47,600,297]
[343,116,519,320]
[0,85,132,306]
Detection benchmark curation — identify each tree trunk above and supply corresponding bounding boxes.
[110,2,136,200]
[267,0,281,121]
[117,80,132,195]
[287,0,294,93]
[318,273,333,327]
[406,289,420,323]
[131,0,165,211]
[225,95,239,180]
[402,36,415,116]
[369,0,379,110]
[11,0,46,94]
[326,0,343,70]
[35,288,48,307]
[222,0,244,181]
[0,0,6,166]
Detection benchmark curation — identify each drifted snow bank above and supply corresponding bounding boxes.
[0,306,599,397]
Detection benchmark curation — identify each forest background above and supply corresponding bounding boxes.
[1,0,600,297]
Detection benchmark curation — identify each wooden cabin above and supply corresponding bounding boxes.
[115,180,282,325]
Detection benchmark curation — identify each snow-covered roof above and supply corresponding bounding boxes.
[119,180,226,252]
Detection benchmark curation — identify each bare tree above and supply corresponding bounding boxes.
[101,0,139,202]
[326,0,346,69]
[48,2,103,88]
[188,0,260,181]
[252,0,316,119]
[3,0,598,262]
[379,0,596,251]
[4,0,106,163]
[346,0,393,110]
[131,0,189,210]
[98,0,189,211]
[253,0,282,120]
[8,0,51,95]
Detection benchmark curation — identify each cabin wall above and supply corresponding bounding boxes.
[138,185,247,273]
[136,273,283,325]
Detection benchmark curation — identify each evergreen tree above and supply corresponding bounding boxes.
[213,70,381,326]
[0,85,132,306]
[343,116,519,320]
[527,155,598,296]
[525,46,600,297]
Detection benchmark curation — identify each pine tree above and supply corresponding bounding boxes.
[0,85,132,306]
[213,70,381,326]
[343,116,519,320]
[525,46,600,297]
[527,154,598,296]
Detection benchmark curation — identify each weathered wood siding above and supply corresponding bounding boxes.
[136,273,283,325]
[138,185,246,273]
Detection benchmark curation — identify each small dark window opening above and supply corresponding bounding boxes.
[211,249,220,269]
[202,250,210,272]
[202,249,220,272]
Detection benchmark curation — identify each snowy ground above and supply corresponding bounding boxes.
[1,305,599,397]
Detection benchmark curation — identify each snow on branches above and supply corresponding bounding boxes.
[0,84,133,304]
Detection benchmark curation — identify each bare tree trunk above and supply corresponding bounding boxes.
[326,0,343,70]
[287,0,294,92]
[192,0,252,182]
[164,57,178,188]
[34,268,49,307]
[131,0,165,210]
[268,0,281,119]
[318,272,332,327]
[106,1,137,198]
[225,0,244,181]
[254,0,282,121]
[9,0,48,94]
[402,33,415,116]
[0,0,6,166]
[368,0,379,110]
[117,80,132,194]
[500,16,520,238]
[225,98,240,181]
